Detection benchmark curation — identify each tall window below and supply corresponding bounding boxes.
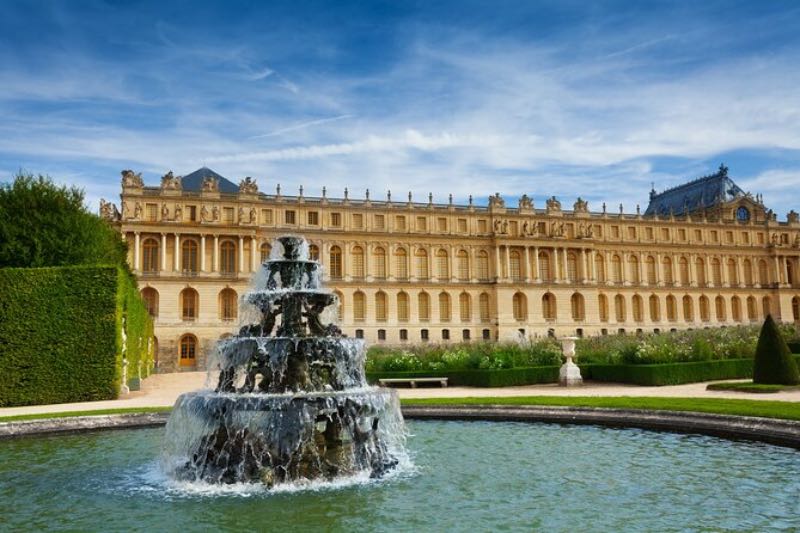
[219,288,238,321]
[182,239,199,273]
[679,257,689,285]
[727,259,737,285]
[395,248,408,279]
[612,255,622,283]
[567,253,578,282]
[260,243,272,263]
[459,292,471,322]
[542,293,556,320]
[731,296,742,322]
[762,296,772,317]
[792,296,800,321]
[743,259,753,286]
[416,249,429,279]
[571,293,585,321]
[436,249,449,280]
[141,287,158,318]
[479,292,490,322]
[180,288,199,321]
[418,292,430,321]
[329,246,343,279]
[539,251,552,282]
[614,294,626,322]
[700,296,710,322]
[220,240,236,274]
[353,291,366,321]
[598,294,609,322]
[595,254,606,283]
[179,335,197,367]
[351,246,365,278]
[646,256,656,285]
[510,251,522,281]
[142,238,159,273]
[715,296,726,321]
[477,251,489,281]
[513,292,527,321]
[397,292,409,322]
[662,257,673,284]
[747,296,757,321]
[457,250,470,281]
[666,295,677,321]
[439,292,451,321]
[373,247,386,279]
[309,244,320,261]
[375,292,387,321]
[711,259,722,285]
[628,256,639,284]
[758,260,769,285]
[649,294,660,321]
[696,257,706,285]
[632,295,643,322]
[682,295,693,321]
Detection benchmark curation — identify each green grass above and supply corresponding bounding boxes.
[706,381,800,394]
[401,396,800,421]
[0,406,172,423]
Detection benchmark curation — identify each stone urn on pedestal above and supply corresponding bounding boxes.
[559,336,583,386]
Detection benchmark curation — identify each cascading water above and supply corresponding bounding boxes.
[162,236,408,488]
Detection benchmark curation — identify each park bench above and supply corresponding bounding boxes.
[378,377,449,388]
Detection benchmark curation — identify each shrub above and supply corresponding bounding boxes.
[753,315,800,385]
[582,359,754,386]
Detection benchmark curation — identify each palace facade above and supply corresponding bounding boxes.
[104,165,800,371]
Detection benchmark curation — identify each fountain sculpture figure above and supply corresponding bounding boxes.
[163,236,407,487]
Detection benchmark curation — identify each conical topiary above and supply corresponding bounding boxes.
[753,315,800,385]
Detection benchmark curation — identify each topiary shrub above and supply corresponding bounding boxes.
[753,315,800,385]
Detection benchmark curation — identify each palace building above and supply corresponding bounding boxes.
[103,164,800,371]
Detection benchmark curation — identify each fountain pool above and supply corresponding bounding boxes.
[2,420,799,532]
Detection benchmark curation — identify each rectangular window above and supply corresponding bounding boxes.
[627,227,636,239]
[441,329,450,341]
[330,212,342,227]
[421,329,429,341]
[757,232,764,244]
[661,228,669,240]
[400,329,408,341]
[511,221,519,236]
[261,209,273,225]
[478,220,488,233]
[593,224,603,238]
[307,211,319,225]
[694,229,702,242]
[611,226,620,238]
[374,214,385,230]
[223,207,234,223]
[188,205,197,222]
[416,216,427,231]
[458,218,467,233]
[678,229,687,241]
[437,217,447,232]
[352,213,363,228]
[482,329,491,340]
[285,210,296,225]
[742,232,750,244]
[646,227,654,240]
[146,203,158,221]
[395,215,406,230]
[377,329,386,341]
[462,329,470,341]
[725,231,734,244]
[711,230,718,242]
[355,329,364,339]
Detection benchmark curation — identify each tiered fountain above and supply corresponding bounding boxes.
[162,236,407,487]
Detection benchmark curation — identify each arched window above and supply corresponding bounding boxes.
[628,256,639,284]
[351,246,365,278]
[758,260,769,285]
[513,292,527,321]
[762,296,772,317]
[715,296,726,321]
[614,294,626,322]
[353,291,366,321]
[260,243,272,263]
[179,334,197,367]
[510,251,522,281]
[416,248,429,279]
[662,257,673,284]
[395,248,408,279]
[571,293,585,321]
[477,251,489,281]
[479,292,490,322]
[711,258,722,286]
[329,246,343,279]
[679,257,689,285]
[373,247,386,279]
[649,294,660,322]
[598,294,609,322]
[792,296,800,321]
[142,238,159,273]
[459,292,471,322]
[219,288,238,321]
[309,244,319,261]
[333,291,344,321]
[567,253,578,282]
[595,254,606,283]
[397,292,409,322]
[747,296,757,321]
[220,240,236,274]
[539,251,552,282]
[375,291,387,321]
[439,292,451,322]
[182,239,199,273]
[542,293,556,320]
[682,295,693,322]
[457,250,470,281]
[743,259,753,286]
[727,259,738,285]
[180,288,199,321]
[418,291,430,321]
[731,296,742,322]
[699,296,710,322]
[696,257,706,285]
[666,295,677,321]
[436,249,449,280]
[612,255,623,283]
[646,256,656,285]
[141,287,159,318]
[632,294,643,322]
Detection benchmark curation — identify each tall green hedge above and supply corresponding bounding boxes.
[0,266,153,406]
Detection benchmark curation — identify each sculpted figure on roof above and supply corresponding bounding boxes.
[202,176,219,192]
[573,197,588,213]
[518,194,533,210]
[121,169,143,188]
[161,171,182,191]
[546,196,561,212]
[240,177,258,194]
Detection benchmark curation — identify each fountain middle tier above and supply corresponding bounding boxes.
[216,336,367,393]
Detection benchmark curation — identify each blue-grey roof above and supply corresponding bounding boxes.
[644,165,745,216]
[180,167,239,193]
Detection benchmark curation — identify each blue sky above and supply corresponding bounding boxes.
[1,0,799,216]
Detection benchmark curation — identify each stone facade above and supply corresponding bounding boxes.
[105,167,800,371]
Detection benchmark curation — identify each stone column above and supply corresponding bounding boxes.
[721,255,729,286]
[495,245,501,282]
[774,255,781,285]
[238,236,244,274]
[589,249,596,282]
[580,248,587,283]
[561,247,568,283]
[251,236,258,272]
[161,233,167,272]
[655,252,662,285]
[604,251,611,285]
[449,245,456,281]
[200,234,206,272]
[173,233,180,271]
[688,253,696,286]
[134,232,140,271]
[533,246,540,283]
[504,245,510,281]
[736,256,743,287]
[638,251,644,285]
[214,235,220,272]
[524,246,531,283]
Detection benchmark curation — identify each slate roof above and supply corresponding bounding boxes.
[644,165,745,216]
[180,167,239,193]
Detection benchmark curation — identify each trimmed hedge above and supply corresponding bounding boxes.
[0,265,153,406]
[367,366,560,387]
[580,359,755,386]
[753,315,800,385]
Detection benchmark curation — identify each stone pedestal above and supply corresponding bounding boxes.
[559,336,583,387]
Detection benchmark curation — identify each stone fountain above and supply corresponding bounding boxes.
[162,236,407,487]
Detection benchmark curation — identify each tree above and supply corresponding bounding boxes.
[0,172,127,268]
[753,315,800,385]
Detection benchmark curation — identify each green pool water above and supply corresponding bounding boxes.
[1,420,799,532]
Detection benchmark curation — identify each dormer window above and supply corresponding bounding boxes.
[736,206,750,222]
